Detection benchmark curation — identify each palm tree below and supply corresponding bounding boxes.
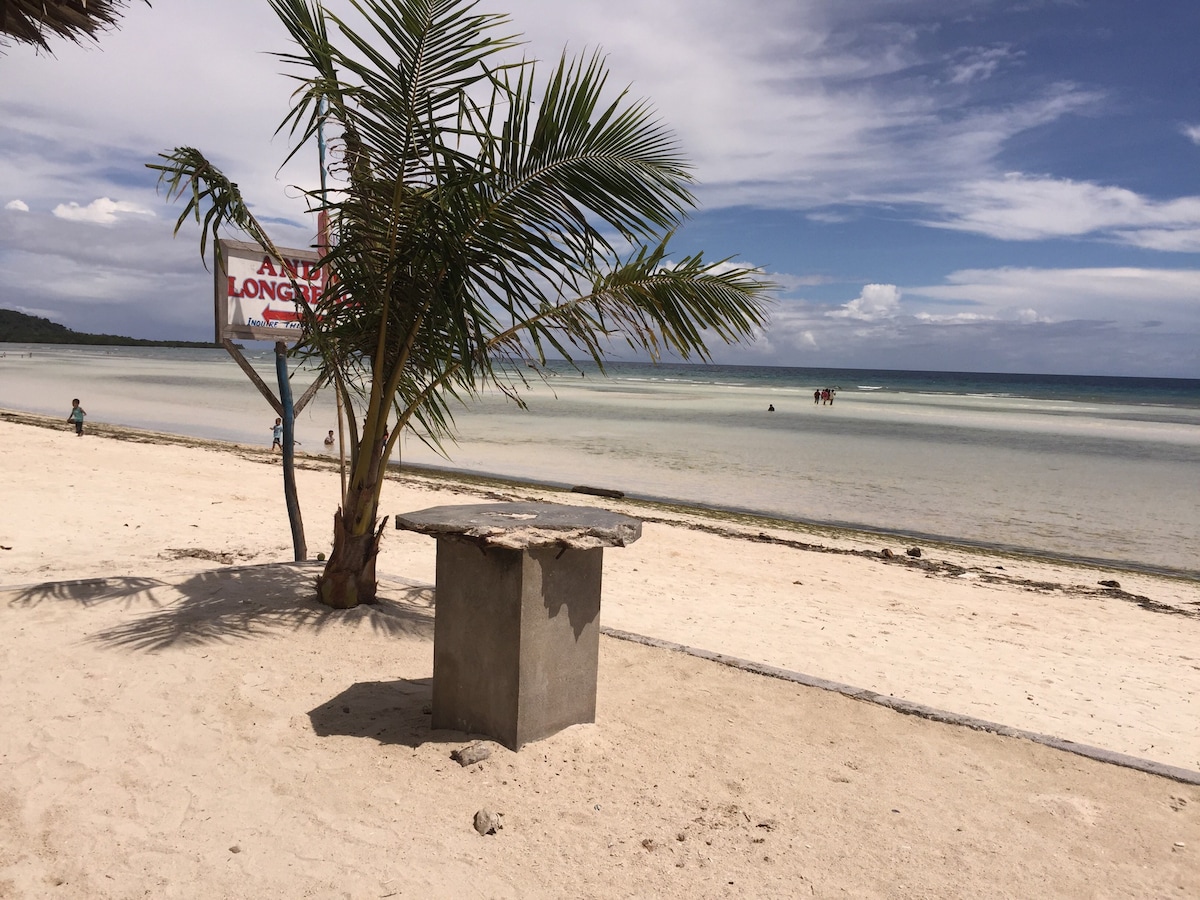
[151,0,773,608]
[1,1,150,52]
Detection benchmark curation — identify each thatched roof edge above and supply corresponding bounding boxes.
[1,0,152,53]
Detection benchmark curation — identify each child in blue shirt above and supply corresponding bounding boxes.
[67,399,86,436]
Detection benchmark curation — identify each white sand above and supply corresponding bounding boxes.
[1,414,1197,898]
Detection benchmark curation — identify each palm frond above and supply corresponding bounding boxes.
[1,0,150,53]
[152,0,776,535]
[147,147,290,272]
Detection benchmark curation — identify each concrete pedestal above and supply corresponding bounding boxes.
[396,502,642,750]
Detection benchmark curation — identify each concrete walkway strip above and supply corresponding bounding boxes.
[601,626,1200,787]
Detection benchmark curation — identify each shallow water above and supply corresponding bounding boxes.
[3,344,1198,575]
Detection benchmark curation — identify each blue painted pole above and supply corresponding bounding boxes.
[276,340,307,561]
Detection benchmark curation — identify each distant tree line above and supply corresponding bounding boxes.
[0,308,219,348]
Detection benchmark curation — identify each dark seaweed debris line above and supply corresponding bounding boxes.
[634,516,1200,621]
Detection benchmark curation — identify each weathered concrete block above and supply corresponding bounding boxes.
[431,539,604,749]
[398,502,642,750]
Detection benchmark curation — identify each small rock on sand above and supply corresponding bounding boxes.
[473,809,503,835]
[452,742,493,767]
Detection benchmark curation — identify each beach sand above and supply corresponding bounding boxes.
[1,412,1197,898]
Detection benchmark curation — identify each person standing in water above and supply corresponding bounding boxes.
[67,399,86,436]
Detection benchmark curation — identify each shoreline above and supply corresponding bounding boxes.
[5,406,1196,585]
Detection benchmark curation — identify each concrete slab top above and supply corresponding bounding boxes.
[395,501,642,551]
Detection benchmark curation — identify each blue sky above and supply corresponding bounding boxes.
[2,0,1198,376]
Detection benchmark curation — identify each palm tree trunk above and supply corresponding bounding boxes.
[317,505,387,608]
[316,435,388,608]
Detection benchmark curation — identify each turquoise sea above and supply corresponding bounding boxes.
[3,343,1198,576]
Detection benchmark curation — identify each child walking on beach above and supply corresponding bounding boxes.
[67,399,86,436]
[271,417,283,451]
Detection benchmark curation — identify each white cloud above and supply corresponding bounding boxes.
[1182,124,1200,146]
[699,267,1199,376]
[4,199,29,212]
[52,198,156,225]
[1113,227,1200,253]
[772,272,837,291]
[913,173,1200,248]
[805,210,854,224]
[946,45,1016,85]
[829,283,902,320]
[906,266,1200,327]
[1015,308,1048,324]
[476,2,1103,216]
[0,0,1133,239]
[912,311,995,324]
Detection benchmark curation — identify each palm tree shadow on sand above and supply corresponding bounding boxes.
[7,576,167,610]
[5,563,435,652]
[5,565,481,747]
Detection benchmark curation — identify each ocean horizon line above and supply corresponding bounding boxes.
[3,341,1199,386]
